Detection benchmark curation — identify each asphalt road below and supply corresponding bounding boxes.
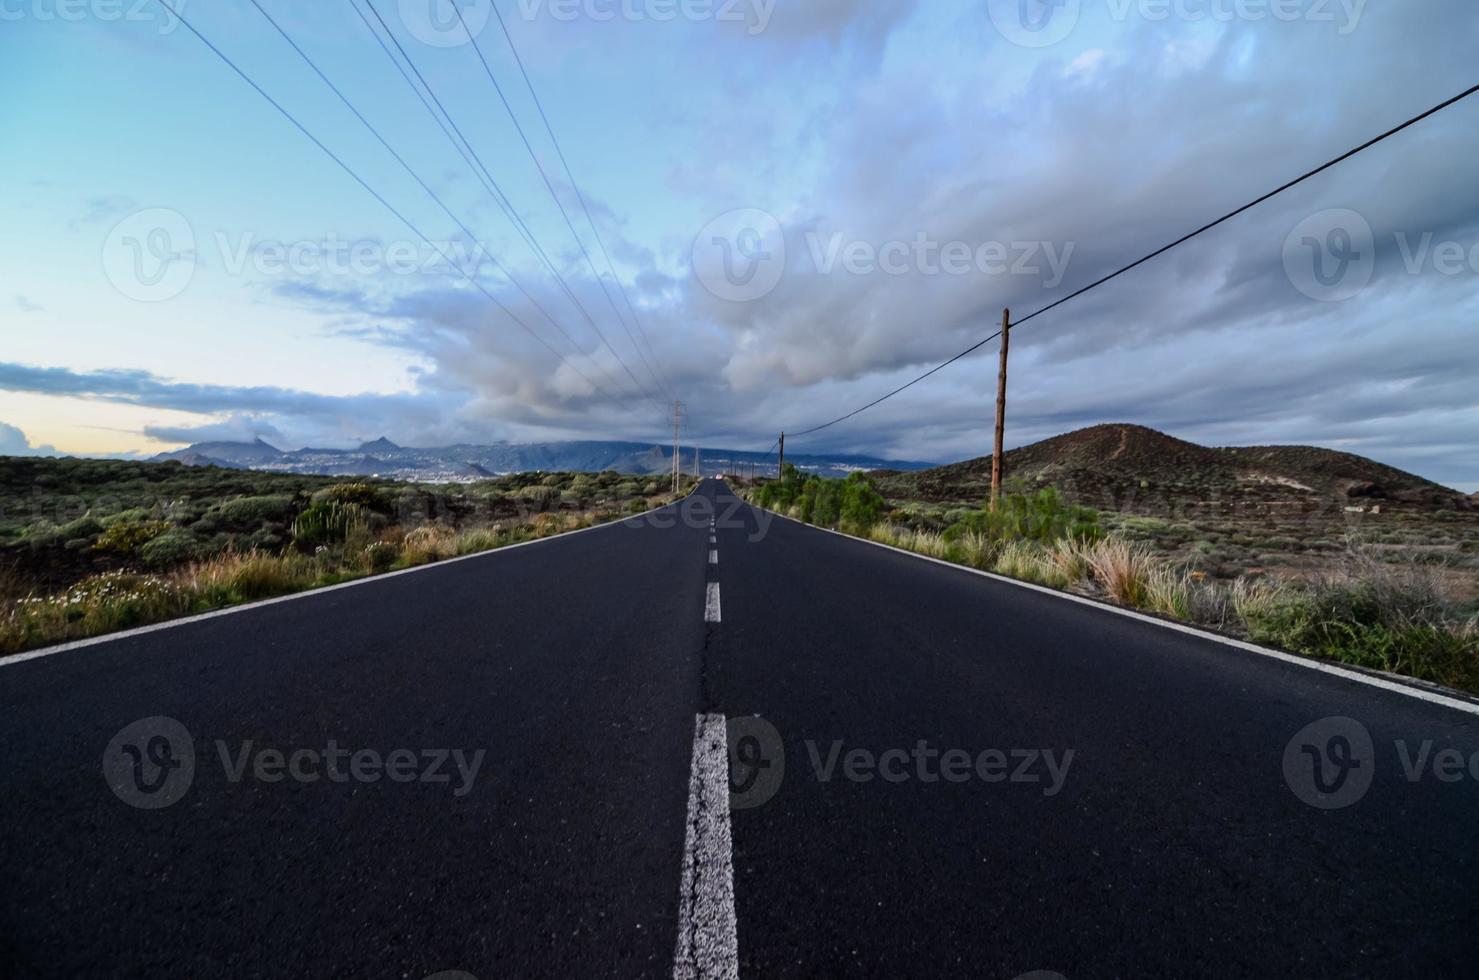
[3,479,1478,978]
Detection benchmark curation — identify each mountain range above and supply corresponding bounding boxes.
[152,437,933,482]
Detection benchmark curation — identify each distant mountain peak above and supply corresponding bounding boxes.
[358,437,401,453]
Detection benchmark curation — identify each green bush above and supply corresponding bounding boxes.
[311,483,390,513]
[515,485,557,505]
[839,473,886,531]
[1238,568,1479,691]
[291,501,368,551]
[94,520,172,554]
[57,514,104,542]
[949,489,1100,547]
[207,495,296,527]
[363,541,399,573]
[139,528,203,566]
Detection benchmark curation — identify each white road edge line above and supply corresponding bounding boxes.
[672,713,740,980]
[709,551,719,565]
[755,507,1479,719]
[705,582,722,623]
[0,501,680,669]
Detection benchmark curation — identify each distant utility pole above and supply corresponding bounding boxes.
[672,400,683,494]
[991,308,1011,510]
[778,432,785,480]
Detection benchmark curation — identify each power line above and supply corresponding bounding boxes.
[782,82,1479,441]
[245,0,629,406]
[486,0,676,402]
[451,2,674,403]
[153,0,622,409]
[357,0,668,419]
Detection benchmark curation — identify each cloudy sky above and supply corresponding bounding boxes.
[1,0,1476,488]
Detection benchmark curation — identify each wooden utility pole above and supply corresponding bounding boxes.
[672,400,683,494]
[778,432,785,480]
[991,308,1011,510]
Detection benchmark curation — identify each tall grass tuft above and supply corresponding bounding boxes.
[1080,538,1157,607]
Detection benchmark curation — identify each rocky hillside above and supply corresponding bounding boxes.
[872,424,1471,516]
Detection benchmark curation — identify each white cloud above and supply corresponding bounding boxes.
[0,421,58,457]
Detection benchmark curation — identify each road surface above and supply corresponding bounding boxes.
[2,480,1477,978]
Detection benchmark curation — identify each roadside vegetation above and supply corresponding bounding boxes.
[0,457,689,655]
[743,466,1479,694]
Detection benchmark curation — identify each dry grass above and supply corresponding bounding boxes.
[1078,538,1157,607]
[0,504,647,657]
[775,485,1479,691]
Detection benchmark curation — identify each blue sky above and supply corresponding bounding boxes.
[2,0,1477,490]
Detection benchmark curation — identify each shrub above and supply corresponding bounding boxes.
[401,525,458,565]
[57,514,104,542]
[138,528,203,566]
[94,520,172,555]
[291,501,368,551]
[839,473,886,532]
[515,485,557,509]
[362,541,400,573]
[207,495,296,527]
[311,483,390,512]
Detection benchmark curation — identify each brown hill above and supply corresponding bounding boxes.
[873,424,1470,516]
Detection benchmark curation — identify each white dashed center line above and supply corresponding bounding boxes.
[704,583,722,623]
[709,550,718,565]
[672,714,739,980]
